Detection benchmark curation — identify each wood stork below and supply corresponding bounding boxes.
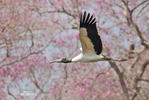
[51,12,125,63]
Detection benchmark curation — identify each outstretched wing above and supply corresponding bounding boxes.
[79,12,102,55]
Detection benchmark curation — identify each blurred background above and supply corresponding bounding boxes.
[0,0,149,100]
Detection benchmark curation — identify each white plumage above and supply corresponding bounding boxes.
[72,53,104,62]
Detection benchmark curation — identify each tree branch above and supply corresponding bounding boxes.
[137,78,149,83]
[131,60,149,100]
[0,36,54,68]
[58,65,68,100]
[109,61,130,100]
[29,67,44,93]
[7,85,17,100]
[138,2,149,15]
[131,0,149,12]
[122,0,149,48]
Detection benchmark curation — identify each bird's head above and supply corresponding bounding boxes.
[50,58,72,63]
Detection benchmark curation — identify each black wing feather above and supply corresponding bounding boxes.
[80,12,102,55]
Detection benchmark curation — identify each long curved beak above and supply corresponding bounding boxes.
[50,59,62,63]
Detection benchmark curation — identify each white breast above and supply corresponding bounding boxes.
[72,53,104,62]
[72,53,83,62]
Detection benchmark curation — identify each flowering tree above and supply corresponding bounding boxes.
[0,0,149,100]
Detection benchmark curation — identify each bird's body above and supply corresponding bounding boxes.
[51,11,119,63]
[72,53,104,62]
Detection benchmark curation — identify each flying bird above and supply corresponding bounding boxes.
[51,12,125,63]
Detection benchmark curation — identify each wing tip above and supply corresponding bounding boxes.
[80,11,96,27]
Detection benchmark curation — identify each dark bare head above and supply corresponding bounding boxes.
[50,58,72,63]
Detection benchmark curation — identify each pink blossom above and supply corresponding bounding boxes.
[143,77,147,80]
[77,87,86,96]
[75,32,79,39]
[24,15,31,21]
[0,83,5,88]
[96,0,104,4]
[92,13,95,17]
[144,16,149,20]
[119,9,125,17]
[116,0,121,2]
[52,40,57,43]
[65,35,72,40]
[55,19,59,24]
[6,57,14,63]
[43,56,46,60]
[53,1,64,8]
[24,7,29,12]
[42,34,46,38]
[112,35,118,40]
[104,90,113,97]
[67,44,72,49]
[33,0,39,3]
[130,0,138,4]
[59,39,65,45]
[105,31,109,35]
[105,0,113,3]
[0,3,3,9]
[107,51,112,56]
[29,58,37,66]
[72,0,77,3]
[37,43,41,47]
[109,80,114,85]
[13,66,22,74]
[49,87,59,95]
[116,93,121,98]
[0,67,11,77]
[18,63,25,67]
[147,89,149,93]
